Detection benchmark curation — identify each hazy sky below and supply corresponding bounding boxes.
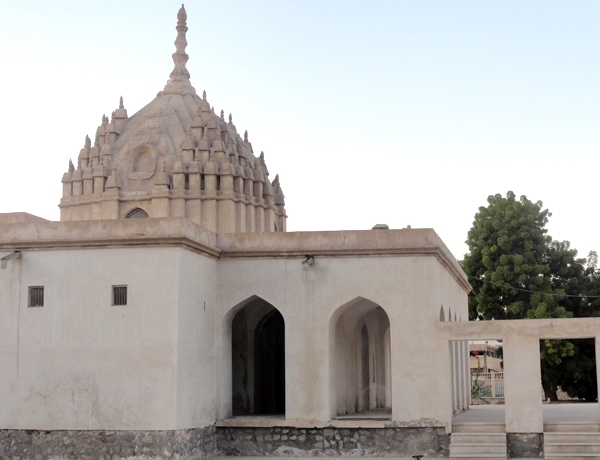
[0,1,598,260]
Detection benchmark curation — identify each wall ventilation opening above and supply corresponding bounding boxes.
[28,286,44,307]
[112,285,128,306]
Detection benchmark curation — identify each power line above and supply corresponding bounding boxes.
[466,274,600,299]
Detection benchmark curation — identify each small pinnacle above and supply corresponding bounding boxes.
[220,109,224,120]
[119,96,124,109]
[244,130,248,142]
[68,159,74,172]
[203,90,206,101]
[84,135,91,148]
[228,113,232,123]
[111,111,115,122]
[260,151,265,160]
[211,106,214,114]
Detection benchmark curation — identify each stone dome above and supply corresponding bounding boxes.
[59,5,286,234]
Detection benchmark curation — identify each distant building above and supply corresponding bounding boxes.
[469,341,503,373]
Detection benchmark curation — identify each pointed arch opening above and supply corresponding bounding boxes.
[230,297,285,416]
[330,297,391,419]
[126,208,148,219]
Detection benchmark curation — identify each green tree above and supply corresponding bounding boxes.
[462,191,569,321]
[463,191,598,401]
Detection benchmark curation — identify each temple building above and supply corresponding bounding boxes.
[2,5,600,460]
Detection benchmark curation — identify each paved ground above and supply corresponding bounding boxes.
[453,402,599,424]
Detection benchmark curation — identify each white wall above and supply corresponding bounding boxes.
[216,254,469,430]
[0,247,180,430]
[175,249,218,428]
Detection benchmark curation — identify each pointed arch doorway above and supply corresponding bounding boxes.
[330,297,392,418]
[231,297,285,416]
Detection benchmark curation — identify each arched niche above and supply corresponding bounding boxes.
[329,297,391,418]
[230,296,285,416]
[127,143,157,180]
[126,208,149,219]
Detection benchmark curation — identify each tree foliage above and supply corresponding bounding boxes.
[463,191,600,401]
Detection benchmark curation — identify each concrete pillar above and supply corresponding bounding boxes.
[458,341,465,411]
[504,335,543,433]
[236,202,246,232]
[464,341,471,407]
[217,200,236,233]
[451,341,458,413]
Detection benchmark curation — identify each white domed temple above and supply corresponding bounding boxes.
[60,6,286,234]
[2,6,600,460]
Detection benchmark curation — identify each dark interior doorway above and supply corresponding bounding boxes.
[231,299,285,416]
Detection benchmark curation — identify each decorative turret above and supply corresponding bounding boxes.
[59,5,287,232]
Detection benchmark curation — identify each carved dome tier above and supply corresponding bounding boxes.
[59,5,286,234]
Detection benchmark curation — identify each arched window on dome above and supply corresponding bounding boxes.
[126,208,149,219]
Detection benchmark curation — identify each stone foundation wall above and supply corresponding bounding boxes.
[0,426,215,460]
[507,433,543,458]
[215,426,450,457]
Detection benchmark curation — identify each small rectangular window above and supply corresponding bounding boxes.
[29,286,44,307]
[112,285,127,306]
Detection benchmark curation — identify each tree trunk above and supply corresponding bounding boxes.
[542,379,558,401]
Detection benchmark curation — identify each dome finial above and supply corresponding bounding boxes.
[244,130,248,142]
[203,90,206,101]
[220,109,225,121]
[163,4,194,94]
[119,96,124,109]
[228,113,232,123]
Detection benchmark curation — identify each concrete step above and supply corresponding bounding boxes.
[448,456,506,460]
[546,432,600,443]
[545,423,600,432]
[545,455,600,460]
[450,443,507,455]
[452,423,506,433]
[451,432,506,443]
[546,443,600,454]
[449,430,507,459]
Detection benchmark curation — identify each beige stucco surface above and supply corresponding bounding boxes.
[1,217,471,432]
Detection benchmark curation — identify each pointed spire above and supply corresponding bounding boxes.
[211,106,214,114]
[203,90,206,101]
[162,4,195,95]
[84,135,91,149]
[220,109,225,121]
[228,113,232,123]
[244,130,248,142]
[119,96,124,109]
[68,159,75,173]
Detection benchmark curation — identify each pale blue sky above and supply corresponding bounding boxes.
[0,1,598,260]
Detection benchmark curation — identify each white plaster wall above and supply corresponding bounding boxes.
[0,251,20,427]
[175,249,217,428]
[0,247,180,430]
[216,254,469,430]
[429,259,470,418]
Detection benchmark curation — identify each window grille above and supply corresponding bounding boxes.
[112,285,127,306]
[29,286,44,307]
